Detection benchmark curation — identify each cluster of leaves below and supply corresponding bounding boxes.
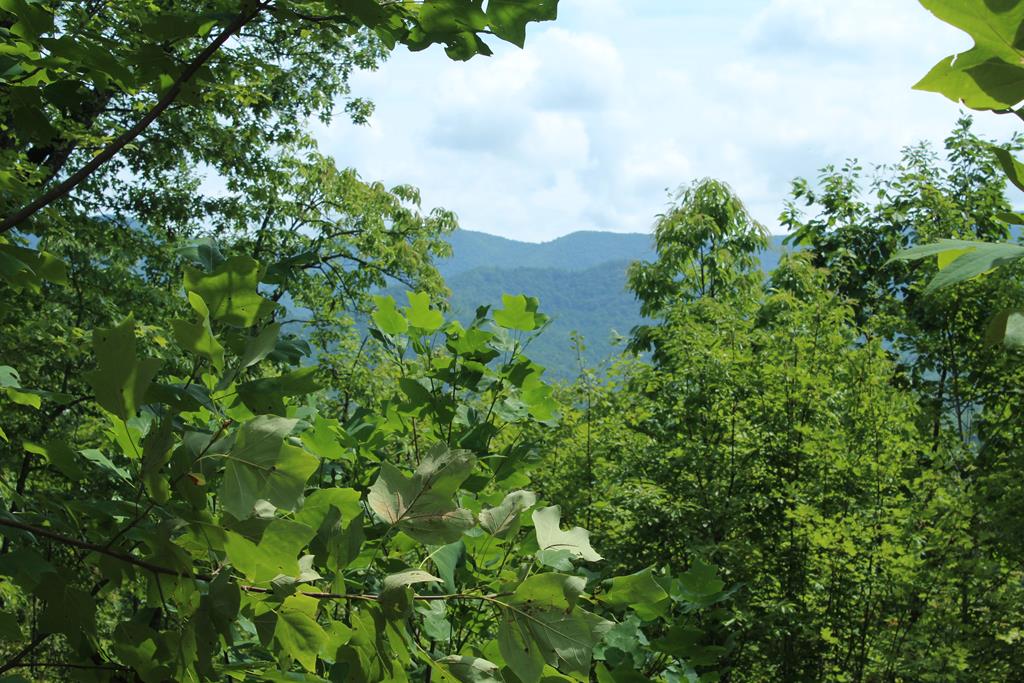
[0,0,744,680]
[895,0,1024,345]
[0,0,562,318]
[0,246,735,681]
[534,158,1024,680]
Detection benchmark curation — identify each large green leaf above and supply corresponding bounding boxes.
[381,569,442,620]
[437,656,503,683]
[533,505,602,563]
[480,490,536,538]
[274,594,328,672]
[224,519,315,582]
[671,560,729,610]
[236,366,320,416]
[497,573,611,683]
[992,146,1024,193]
[84,317,162,420]
[372,295,409,335]
[219,416,319,519]
[0,243,67,291]
[486,0,557,47]
[367,443,476,544]
[295,488,365,571]
[892,239,1024,292]
[601,568,670,621]
[493,293,537,331]
[915,0,1024,109]
[406,291,444,332]
[183,255,275,327]
[171,292,225,371]
[986,308,1024,348]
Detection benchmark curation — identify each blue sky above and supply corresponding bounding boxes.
[313,0,1022,242]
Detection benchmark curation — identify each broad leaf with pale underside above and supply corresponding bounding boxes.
[533,505,602,564]
[891,238,1024,293]
[367,443,476,544]
[497,573,611,683]
[480,490,536,538]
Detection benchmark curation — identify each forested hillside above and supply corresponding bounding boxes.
[439,230,787,376]
[438,230,657,277]
[2,2,1024,683]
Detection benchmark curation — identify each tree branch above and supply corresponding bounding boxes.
[0,516,204,578]
[0,3,269,235]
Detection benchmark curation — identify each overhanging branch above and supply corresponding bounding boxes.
[0,3,269,235]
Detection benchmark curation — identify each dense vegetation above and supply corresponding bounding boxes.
[1,0,1024,681]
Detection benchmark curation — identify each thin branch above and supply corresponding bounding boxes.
[0,516,508,604]
[0,516,204,578]
[0,3,269,235]
[240,585,508,603]
[10,661,129,672]
[0,634,48,676]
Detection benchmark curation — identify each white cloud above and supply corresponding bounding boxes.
[314,2,1024,242]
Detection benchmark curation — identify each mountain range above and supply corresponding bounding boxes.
[437,230,788,378]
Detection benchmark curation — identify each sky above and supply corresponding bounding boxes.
[312,0,1023,242]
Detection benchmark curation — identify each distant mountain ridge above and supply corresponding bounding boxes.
[439,230,657,278]
[439,230,788,379]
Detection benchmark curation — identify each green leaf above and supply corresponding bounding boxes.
[915,0,1024,109]
[183,255,275,327]
[141,418,174,503]
[24,440,85,481]
[480,490,536,538]
[367,443,476,544]
[406,291,444,332]
[0,367,19,389]
[295,488,365,571]
[992,146,1024,193]
[224,519,315,584]
[385,568,442,591]
[436,656,503,683]
[671,560,728,609]
[219,416,319,519]
[238,323,281,370]
[486,0,557,47]
[382,568,442,618]
[602,568,670,621]
[171,292,225,371]
[892,239,1024,292]
[275,594,327,672]
[4,387,39,408]
[84,317,162,420]
[493,294,537,331]
[649,625,724,666]
[80,448,132,482]
[0,611,21,641]
[498,573,610,683]
[237,366,320,416]
[986,308,1024,348]
[176,238,226,271]
[595,663,652,683]
[533,505,601,563]
[0,243,67,291]
[372,295,409,335]
[430,541,464,592]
